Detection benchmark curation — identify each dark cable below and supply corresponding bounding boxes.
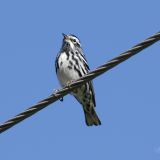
[0,32,159,134]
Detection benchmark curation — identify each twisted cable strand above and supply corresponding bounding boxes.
[0,32,160,134]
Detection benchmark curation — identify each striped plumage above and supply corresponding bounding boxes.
[55,34,101,126]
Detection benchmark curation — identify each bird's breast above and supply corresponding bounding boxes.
[57,52,80,86]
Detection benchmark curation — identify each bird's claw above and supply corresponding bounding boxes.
[66,80,74,88]
[54,89,63,102]
[59,97,63,102]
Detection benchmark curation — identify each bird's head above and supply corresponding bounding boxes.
[62,33,81,50]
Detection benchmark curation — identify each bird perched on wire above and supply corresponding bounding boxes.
[55,33,101,126]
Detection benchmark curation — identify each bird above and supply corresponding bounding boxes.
[55,33,101,126]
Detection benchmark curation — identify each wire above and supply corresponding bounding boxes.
[0,32,159,134]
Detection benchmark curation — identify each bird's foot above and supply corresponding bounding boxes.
[66,80,74,88]
[53,89,63,102]
[66,80,78,94]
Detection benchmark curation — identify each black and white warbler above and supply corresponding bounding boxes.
[55,34,101,126]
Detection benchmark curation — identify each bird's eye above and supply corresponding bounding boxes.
[73,39,76,43]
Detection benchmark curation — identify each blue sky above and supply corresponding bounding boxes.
[0,0,160,159]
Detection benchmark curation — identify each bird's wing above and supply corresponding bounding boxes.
[78,50,96,107]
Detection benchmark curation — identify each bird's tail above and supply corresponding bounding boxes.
[83,107,101,126]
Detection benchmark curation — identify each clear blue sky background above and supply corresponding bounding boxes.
[0,0,160,159]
